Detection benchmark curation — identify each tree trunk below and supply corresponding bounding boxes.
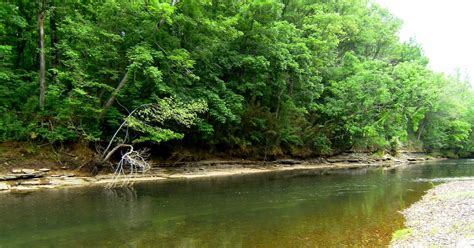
[50,1,59,69]
[100,103,153,160]
[373,41,383,60]
[406,115,417,142]
[101,70,130,118]
[156,0,180,29]
[416,118,428,141]
[102,144,133,163]
[16,0,28,68]
[38,8,46,109]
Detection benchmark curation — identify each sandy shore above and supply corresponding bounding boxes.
[391,180,474,247]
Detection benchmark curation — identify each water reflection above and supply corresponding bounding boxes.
[0,159,472,247]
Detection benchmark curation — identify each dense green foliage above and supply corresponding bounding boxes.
[1,0,473,157]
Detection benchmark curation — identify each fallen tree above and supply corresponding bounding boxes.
[96,97,207,187]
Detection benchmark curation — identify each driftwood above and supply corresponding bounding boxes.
[100,103,152,162]
[106,146,150,188]
[99,104,153,188]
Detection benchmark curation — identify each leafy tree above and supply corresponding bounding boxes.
[0,0,472,160]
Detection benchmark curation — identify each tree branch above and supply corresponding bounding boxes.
[101,69,130,118]
[101,103,154,159]
[102,144,133,163]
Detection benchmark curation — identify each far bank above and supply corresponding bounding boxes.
[1,151,442,193]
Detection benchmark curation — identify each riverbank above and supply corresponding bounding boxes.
[391,180,474,247]
[0,152,438,193]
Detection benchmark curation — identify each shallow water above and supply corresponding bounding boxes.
[0,159,473,247]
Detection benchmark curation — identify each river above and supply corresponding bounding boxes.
[0,159,473,247]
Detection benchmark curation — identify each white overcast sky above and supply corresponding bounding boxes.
[376,0,474,84]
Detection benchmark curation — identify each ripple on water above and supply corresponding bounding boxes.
[0,159,473,247]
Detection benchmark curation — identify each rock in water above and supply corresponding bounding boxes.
[39,168,50,173]
[11,169,22,174]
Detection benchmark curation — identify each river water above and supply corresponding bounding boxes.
[0,159,473,247]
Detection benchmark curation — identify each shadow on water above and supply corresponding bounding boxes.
[0,159,473,247]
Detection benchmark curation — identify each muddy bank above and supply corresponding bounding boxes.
[391,180,474,247]
[0,152,438,193]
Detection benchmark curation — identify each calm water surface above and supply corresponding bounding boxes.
[0,159,473,247]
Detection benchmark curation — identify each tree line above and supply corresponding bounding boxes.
[1,0,473,158]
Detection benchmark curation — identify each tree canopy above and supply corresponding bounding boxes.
[1,0,472,158]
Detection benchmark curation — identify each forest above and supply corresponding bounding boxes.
[1,0,473,160]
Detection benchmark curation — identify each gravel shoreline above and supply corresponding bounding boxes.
[391,181,474,247]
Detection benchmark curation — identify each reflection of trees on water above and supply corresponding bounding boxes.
[131,167,436,247]
[103,186,138,201]
[2,160,474,247]
[100,186,155,235]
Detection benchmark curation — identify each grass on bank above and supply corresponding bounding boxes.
[391,228,413,243]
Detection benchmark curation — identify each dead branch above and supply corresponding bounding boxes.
[101,103,153,161]
[102,144,133,163]
[106,146,151,188]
